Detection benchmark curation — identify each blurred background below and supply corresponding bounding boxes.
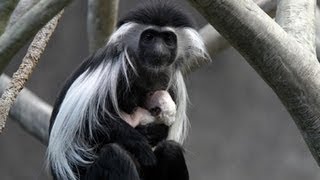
[0,0,319,179]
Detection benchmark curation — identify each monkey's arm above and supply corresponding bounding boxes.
[87,91,175,179]
[109,119,157,166]
[81,119,156,180]
[136,124,169,147]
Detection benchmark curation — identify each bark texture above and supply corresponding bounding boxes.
[188,0,320,164]
[200,0,320,61]
[0,11,63,136]
[0,74,51,145]
[87,0,119,53]
[0,0,73,73]
[0,0,19,34]
[4,0,40,31]
[316,6,320,59]
[276,0,317,55]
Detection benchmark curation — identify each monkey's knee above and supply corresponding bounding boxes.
[84,143,140,180]
[153,140,189,180]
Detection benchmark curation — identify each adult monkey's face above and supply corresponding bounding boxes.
[138,27,178,69]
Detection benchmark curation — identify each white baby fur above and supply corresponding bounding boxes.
[47,23,207,180]
[145,90,177,126]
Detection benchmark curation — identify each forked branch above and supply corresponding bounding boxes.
[188,0,320,164]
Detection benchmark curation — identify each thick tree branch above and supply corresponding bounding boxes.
[5,0,40,31]
[188,0,320,164]
[0,11,63,134]
[316,6,320,59]
[0,0,19,35]
[87,0,119,53]
[255,0,277,15]
[200,0,320,60]
[0,0,73,73]
[199,0,277,57]
[199,24,229,57]
[276,0,317,55]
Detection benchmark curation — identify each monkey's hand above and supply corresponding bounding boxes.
[121,107,155,127]
[111,120,157,168]
[145,90,176,126]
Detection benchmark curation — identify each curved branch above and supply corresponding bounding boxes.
[0,74,51,145]
[0,0,73,73]
[0,0,19,34]
[4,0,40,31]
[0,11,63,134]
[87,0,119,53]
[255,0,277,16]
[188,0,320,164]
[316,6,320,59]
[276,0,317,55]
[200,0,320,60]
[199,0,277,57]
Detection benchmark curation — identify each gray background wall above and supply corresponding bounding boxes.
[0,0,319,179]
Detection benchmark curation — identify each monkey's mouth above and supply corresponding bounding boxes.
[121,90,176,128]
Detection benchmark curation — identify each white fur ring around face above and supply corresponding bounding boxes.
[121,90,176,127]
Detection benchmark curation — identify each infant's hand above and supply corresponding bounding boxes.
[121,107,155,127]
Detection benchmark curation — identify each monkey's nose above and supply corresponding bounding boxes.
[150,39,173,66]
[154,40,166,54]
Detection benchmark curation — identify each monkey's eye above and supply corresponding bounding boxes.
[142,31,155,44]
[162,32,177,47]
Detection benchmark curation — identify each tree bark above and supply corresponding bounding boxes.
[87,0,119,53]
[0,11,63,134]
[0,0,73,73]
[188,0,320,165]
[0,74,51,145]
[0,0,19,34]
[276,0,317,55]
[4,0,40,31]
[200,0,320,60]
[316,6,320,59]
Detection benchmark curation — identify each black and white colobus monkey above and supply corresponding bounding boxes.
[47,1,210,179]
